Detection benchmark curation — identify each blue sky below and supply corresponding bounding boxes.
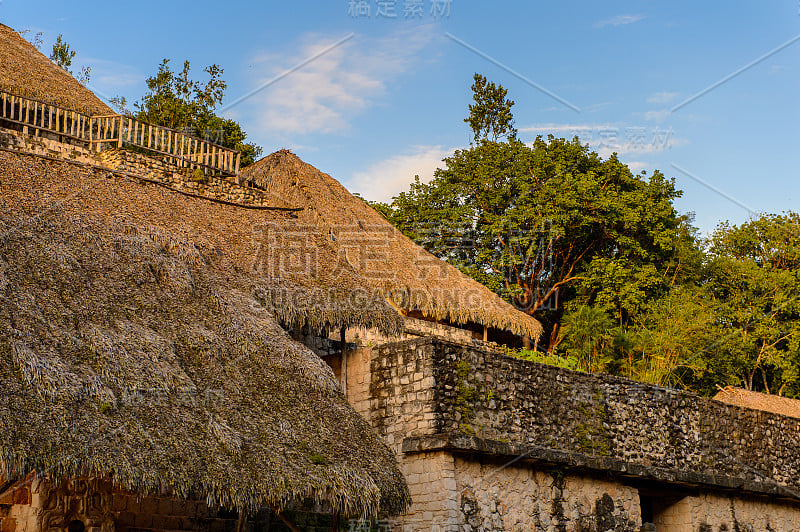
[2,1,798,234]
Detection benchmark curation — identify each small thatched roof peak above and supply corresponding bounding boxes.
[241,150,544,341]
[0,23,112,115]
[713,386,800,420]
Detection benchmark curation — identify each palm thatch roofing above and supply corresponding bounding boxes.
[240,150,544,341]
[0,23,112,116]
[0,150,409,517]
[713,386,800,420]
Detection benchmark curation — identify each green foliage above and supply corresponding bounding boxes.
[380,74,800,400]
[573,401,610,456]
[20,29,44,50]
[309,452,328,465]
[554,305,616,373]
[506,347,580,371]
[190,168,207,183]
[388,75,693,350]
[48,33,91,83]
[50,34,75,72]
[465,73,516,143]
[455,359,477,433]
[134,59,262,167]
[699,213,800,396]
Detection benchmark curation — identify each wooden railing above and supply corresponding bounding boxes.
[0,89,240,176]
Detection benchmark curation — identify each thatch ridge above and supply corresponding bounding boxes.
[713,386,800,420]
[241,150,544,340]
[0,24,112,116]
[0,150,409,517]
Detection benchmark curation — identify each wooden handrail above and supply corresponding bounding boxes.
[0,88,240,176]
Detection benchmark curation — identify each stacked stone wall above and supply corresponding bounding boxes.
[0,126,99,165]
[357,338,800,531]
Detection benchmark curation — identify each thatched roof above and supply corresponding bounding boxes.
[241,150,544,341]
[0,23,112,116]
[0,150,409,517]
[713,386,800,420]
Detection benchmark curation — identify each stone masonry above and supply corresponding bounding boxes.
[338,337,800,531]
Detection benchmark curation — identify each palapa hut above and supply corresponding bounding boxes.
[240,150,543,345]
[0,148,410,531]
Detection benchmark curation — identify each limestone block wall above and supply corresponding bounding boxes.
[355,338,800,531]
[652,492,800,532]
[0,126,99,165]
[97,149,279,207]
[0,128,282,208]
[454,459,641,532]
[419,338,800,494]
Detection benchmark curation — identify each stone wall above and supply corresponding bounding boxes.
[0,127,284,209]
[420,339,800,496]
[455,459,641,532]
[351,338,800,531]
[0,126,99,165]
[96,149,280,207]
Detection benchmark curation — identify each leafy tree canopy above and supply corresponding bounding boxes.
[379,73,800,399]
[133,59,262,167]
[386,77,696,350]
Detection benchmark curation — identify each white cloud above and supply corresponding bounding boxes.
[243,27,439,136]
[647,91,679,104]
[626,161,650,174]
[643,109,670,122]
[347,145,457,203]
[595,14,646,28]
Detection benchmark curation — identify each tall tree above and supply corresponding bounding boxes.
[702,213,800,396]
[135,59,262,167]
[49,34,75,72]
[465,73,516,143]
[49,33,91,83]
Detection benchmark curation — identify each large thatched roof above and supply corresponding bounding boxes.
[0,23,112,116]
[241,150,544,341]
[0,151,409,517]
[714,386,800,420]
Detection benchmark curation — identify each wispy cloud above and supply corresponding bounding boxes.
[595,14,645,28]
[347,145,456,202]
[642,109,670,122]
[243,27,439,136]
[647,91,679,104]
[79,56,143,95]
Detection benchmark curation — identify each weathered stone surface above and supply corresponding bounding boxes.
[350,337,800,531]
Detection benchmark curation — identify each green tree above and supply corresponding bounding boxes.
[554,304,616,373]
[135,59,262,167]
[465,73,516,143]
[388,75,697,348]
[50,34,75,72]
[49,33,91,83]
[702,213,800,396]
[618,287,716,388]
